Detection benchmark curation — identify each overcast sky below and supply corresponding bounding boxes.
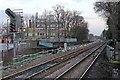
[0,0,106,36]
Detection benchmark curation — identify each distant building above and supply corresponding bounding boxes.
[13,9,24,29]
[26,14,65,42]
[0,28,4,42]
[0,28,5,35]
[0,28,12,43]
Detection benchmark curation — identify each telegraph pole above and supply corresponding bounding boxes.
[7,19,9,51]
[13,33,16,57]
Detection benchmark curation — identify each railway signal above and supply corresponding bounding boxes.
[5,8,17,32]
[5,8,16,19]
[9,22,16,32]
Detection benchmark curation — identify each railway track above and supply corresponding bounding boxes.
[27,42,105,79]
[2,41,104,80]
[80,45,105,80]
[52,42,106,80]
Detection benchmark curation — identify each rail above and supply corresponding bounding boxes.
[54,42,106,80]
[2,42,102,79]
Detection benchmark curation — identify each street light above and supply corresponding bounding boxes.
[22,28,26,39]
[22,28,26,32]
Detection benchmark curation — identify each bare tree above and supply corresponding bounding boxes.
[65,10,73,38]
[24,15,30,37]
[53,4,64,41]
[31,15,35,38]
[70,11,89,42]
[94,2,119,39]
[42,10,48,39]
[47,11,53,39]
[94,1,120,62]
